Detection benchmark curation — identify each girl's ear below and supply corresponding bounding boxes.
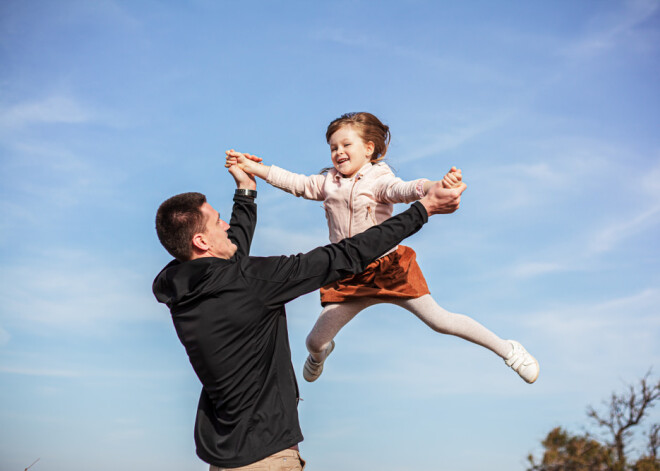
[191,232,209,252]
[366,141,375,158]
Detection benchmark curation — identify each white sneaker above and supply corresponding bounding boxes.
[303,340,335,383]
[504,340,539,384]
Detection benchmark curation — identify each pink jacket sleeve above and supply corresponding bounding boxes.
[373,173,429,204]
[266,165,327,201]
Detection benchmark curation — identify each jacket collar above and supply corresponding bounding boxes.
[332,162,377,182]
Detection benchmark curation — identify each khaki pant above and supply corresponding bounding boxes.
[210,449,306,471]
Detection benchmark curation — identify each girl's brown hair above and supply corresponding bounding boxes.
[325,112,391,162]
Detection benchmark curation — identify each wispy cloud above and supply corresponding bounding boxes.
[641,158,660,197]
[0,249,163,335]
[457,140,600,216]
[106,425,146,441]
[80,0,141,30]
[521,289,660,382]
[311,26,523,88]
[0,325,10,345]
[509,262,570,278]
[562,0,660,59]
[525,288,660,332]
[0,138,126,220]
[0,365,81,377]
[310,28,373,49]
[398,109,518,163]
[488,147,660,278]
[507,200,660,279]
[0,95,96,129]
[589,204,660,254]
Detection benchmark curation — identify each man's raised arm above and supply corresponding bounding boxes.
[226,162,259,257]
[244,181,467,305]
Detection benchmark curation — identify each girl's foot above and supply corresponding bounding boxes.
[504,340,539,384]
[303,340,335,382]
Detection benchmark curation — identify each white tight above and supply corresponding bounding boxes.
[305,294,512,361]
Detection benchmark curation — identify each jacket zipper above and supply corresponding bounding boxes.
[347,177,359,237]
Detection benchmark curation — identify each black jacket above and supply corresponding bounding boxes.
[152,195,428,467]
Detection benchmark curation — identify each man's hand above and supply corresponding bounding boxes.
[421,166,463,193]
[227,159,257,191]
[419,181,467,216]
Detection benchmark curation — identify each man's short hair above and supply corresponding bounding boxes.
[156,192,207,261]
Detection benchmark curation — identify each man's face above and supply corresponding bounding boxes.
[198,202,237,259]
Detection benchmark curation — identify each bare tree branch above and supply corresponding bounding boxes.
[25,458,40,471]
[530,371,659,471]
[586,371,660,468]
[648,423,660,459]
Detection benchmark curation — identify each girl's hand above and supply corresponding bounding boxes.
[225,149,271,181]
[225,149,264,162]
[442,167,462,189]
[225,150,262,172]
[422,167,463,193]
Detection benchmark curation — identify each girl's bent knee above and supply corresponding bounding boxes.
[306,335,326,354]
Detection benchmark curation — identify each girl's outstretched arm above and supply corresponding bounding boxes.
[375,166,463,204]
[226,149,327,201]
[225,150,270,180]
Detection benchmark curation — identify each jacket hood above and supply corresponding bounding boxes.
[152,257,227,309]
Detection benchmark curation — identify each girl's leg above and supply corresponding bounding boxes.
[306,297,383,362]
[396,295,540,383]
[303,298,384,382]
[393,294,512,358]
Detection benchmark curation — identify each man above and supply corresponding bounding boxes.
[152,162,466,470]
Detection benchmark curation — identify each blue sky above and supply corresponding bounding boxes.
[1,0,659,470]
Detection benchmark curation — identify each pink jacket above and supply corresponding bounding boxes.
[266,162,428,244]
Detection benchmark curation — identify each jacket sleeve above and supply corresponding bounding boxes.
[227,195,257,257]
[242,202,429,307]
[373,173,429,204]
[266,165,327,201]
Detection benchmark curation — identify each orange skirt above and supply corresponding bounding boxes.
[320,245,430,305]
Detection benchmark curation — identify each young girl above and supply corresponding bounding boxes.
[225,112,539,384]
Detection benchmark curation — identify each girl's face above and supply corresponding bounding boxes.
[328,126,375,179]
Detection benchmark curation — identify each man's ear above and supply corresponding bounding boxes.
[191,232,209,252]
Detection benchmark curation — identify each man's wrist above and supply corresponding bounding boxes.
[235,188,257,198]
[417,198,431,217]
